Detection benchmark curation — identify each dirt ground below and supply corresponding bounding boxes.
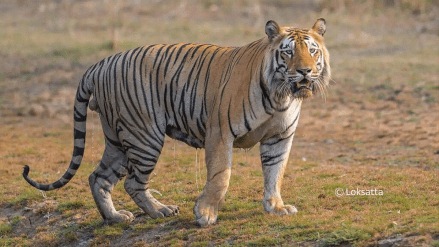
[0,0,438,246]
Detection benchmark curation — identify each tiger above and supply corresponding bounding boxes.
[23,19,331,227]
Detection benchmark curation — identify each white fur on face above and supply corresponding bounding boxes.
[279,37,295,58]
[303,36,324,74]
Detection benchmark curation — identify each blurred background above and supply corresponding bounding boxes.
[0,0,437,166]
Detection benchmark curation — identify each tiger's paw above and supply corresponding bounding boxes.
[263,198,298,215]
[193,199,218,227]
[105,210,135,224]
[147,204,180,219]
[161,204,180,217]
[270,204,298,215]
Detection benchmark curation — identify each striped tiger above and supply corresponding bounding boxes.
[23,19,331,227]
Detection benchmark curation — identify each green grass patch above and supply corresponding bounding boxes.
[93,223,129,238]
[57,224,79,242]
[10,188,43,206]
[319,227,372,246]
[57,201,85,212]
[247,235,282,246]
[0,223,13,235]
[0,237,28,247]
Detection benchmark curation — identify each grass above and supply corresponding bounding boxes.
[9,187,43,206]
[319,227,372,246]
[0,223,13,235]
[1,128,439,246]
[93,223,128,238]
[57,201,86,212]
[4,137,434,246]
[57,224,80,242]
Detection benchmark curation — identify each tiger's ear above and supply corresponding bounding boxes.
[265,20,280,40]
[312,18,326,36]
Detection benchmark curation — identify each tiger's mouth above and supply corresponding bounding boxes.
[292,79,313,99]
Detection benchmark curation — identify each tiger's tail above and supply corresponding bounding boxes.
[23,75,93,191]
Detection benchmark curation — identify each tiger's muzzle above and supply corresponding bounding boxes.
[291,78,314,99]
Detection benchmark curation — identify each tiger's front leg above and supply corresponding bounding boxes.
[194,137,232,227]
[260,134,298,215]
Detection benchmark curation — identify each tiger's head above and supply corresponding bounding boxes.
[263,19,331,109]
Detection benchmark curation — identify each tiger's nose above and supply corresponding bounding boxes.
[296,68,312,76]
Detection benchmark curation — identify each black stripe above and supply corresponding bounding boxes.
[196,119,206,139]
[163,44,178,77]
[105,134,123,148]
[112,168,125,179]
[242,101,251,132]
[152,45,165,69]
[259,68,274,115]
[74,128,86,139]
[74,107,86,122]
[70,161,81,170]
[263,131,295,147]
[72,144,85,155]
[124,138,161,157]
[131,46,145,114]
[201,47,222,117]
[94,172,112,182]
[173,43,190,65]
[117,120,163,152]
[153,45,166,107]
[134,174,150,184]
[62,171,74,180]
[164,84,169,118]
[261,152,285,166]
[286,111,300,131]
[129,152,158,164]
[139,46,153,119]
[76,88,89,103]
[227,102,237,138]
[52,181,64,189]
[107,53,123,124]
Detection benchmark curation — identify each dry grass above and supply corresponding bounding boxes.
[1,120,438,246]
[0,0,438,246]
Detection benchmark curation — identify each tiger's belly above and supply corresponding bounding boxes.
[166,125,262,149]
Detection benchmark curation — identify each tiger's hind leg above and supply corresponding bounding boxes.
[123,131,180,219]
[89,140,134,223]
